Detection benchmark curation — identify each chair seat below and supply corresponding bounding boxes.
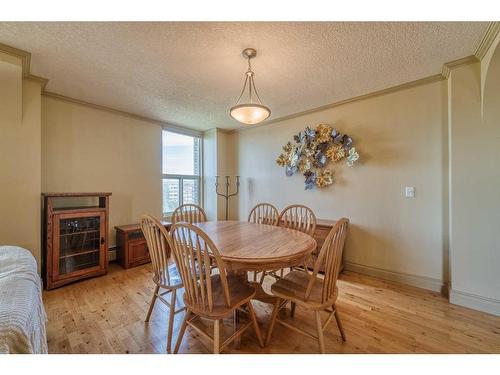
[185,274,256,319]
[271,270,338,309]
[154,263,183,289]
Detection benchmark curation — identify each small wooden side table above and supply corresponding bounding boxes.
[115,221,171,269]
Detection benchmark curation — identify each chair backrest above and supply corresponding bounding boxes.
[140,214,175,287]
[171,204,207,224]
[278,204,317,236]
[305,218,349,304]
[169,222,230,312]
[247,203,279,226]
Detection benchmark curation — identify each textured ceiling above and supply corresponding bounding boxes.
[0,22,489,131]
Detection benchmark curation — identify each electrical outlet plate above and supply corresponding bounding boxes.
[405,186,415,198]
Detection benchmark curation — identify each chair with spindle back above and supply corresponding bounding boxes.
[171,204,207,224]
[279,204,317,236]
[247,203,280,226]
[247,203,280,282]
[140,214,185,353]
[170,222,264,354]
[265,218,349,353]
[260,204,317,283]
[280,204,317,272]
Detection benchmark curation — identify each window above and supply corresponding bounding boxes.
[162,130,201,216]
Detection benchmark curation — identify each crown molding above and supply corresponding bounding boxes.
[215,127,233,135]
[202,128,217,135]
[0,42,30,76]
[228,73,445,134]
[25,74,49,90]
[474,21,500,60]
[0,31,489,137]
[230,53,483,135]
[441,55,479,79]
[43,91,202,137]
[0,42,50,91]
[0,42,200,136]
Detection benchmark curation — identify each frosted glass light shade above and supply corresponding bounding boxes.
[230,104,271,125]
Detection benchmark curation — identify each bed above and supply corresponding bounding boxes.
[0,246,48,354]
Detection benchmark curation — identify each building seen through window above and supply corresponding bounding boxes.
[162,130,201,215]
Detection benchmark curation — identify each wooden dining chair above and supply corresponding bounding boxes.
[265,218,349,353]
[171,204,207,224]
[140,214,185,353]
[170,222,264,354]
[260,204,317,283]
[247,203,280,226]
[279,204,317,236]
[247,203,280,282]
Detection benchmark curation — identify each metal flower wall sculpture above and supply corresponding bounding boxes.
[276,124,360,190]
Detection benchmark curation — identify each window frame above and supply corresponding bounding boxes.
[161,129,203,218]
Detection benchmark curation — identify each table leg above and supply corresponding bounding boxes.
[249,281,279,304]
[230,270,282,348]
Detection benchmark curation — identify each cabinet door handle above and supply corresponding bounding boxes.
[100,237,105,245]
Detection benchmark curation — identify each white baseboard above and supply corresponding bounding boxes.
[449,289,500,316]
[344,261,444,293]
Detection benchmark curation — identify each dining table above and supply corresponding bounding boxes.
[193,220,317,303]
[187,220,317,348]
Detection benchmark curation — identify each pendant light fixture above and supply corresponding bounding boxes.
[230,48,271,125]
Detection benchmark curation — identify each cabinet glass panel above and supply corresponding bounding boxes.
[59,216,101,275]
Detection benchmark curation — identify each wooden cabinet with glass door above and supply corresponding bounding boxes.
[42,192,111,290]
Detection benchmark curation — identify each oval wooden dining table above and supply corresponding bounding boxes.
[191,220,317,349]
[193,220,317,303]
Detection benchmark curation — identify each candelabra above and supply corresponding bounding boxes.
[215,175,240,220]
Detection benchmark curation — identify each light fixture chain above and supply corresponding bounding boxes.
[248,56,253,103]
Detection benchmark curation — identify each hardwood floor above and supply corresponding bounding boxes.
[43,263,500,354]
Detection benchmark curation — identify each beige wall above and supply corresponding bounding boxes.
[202,128,237,221]
[448,58,500,315]
[41,97,162,247]
[0,54,42,268]
[202,128,218,220]
[231,81,448,291]
[216,130,237,220]
[481,30,500,109]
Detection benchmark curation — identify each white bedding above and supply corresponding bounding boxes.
[0,246,48,354]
